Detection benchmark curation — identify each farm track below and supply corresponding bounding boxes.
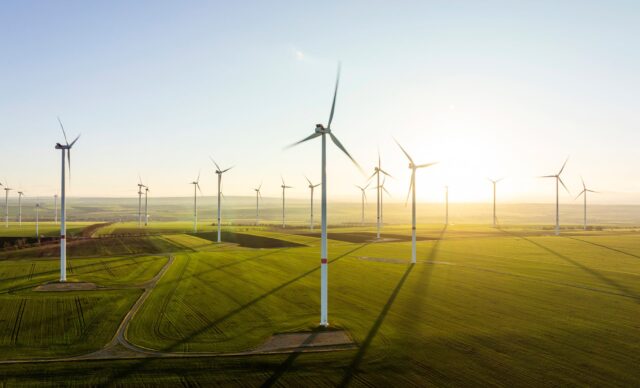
[0,253,355,365]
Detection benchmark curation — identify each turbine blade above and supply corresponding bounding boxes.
[405,170,415,206]
[305,176,312,186]
[394,138,414,165]
[196,170,201,183]
[69,134,80,147]
[222,166,234,173]
[379,169,393,178]
[539,175,556,178]
[558,177,571,195]
[209,157,221,171]
[329,133,361,171]
[416,162,438,169]
[368,171,377,180]
[575,190,585,200]
[57,117,69,145]
[558,157,569,175]
[327,62,341,129]
[581,176,586,190]
[285,132,322,149]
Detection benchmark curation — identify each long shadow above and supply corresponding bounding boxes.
[339,263,415,387]
[565,236,640,260]
[103,243,370,386]
[260,327,322,387]
[499,228,640,303]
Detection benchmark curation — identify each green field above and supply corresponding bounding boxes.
[0,223,639,386]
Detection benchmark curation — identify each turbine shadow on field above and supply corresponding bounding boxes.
[104,243,370,385]
[499,229,640,303]
[339,263,415,387]
[565,237,640,260]
[260,327,322,387]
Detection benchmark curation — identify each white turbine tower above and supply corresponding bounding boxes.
[137,177,145,228]
[369,153,391,239]
[306,176,321,230]
[541,157,570,236]
[576,177,598,231]
[488,178,503,227]
[190,172,202,233]
[280,177,293,228]
[395,139,437,264]
[54,194,58,224]
[3,182,12,228]
[286,63,360,327]
[17,191,24,227]
[254,183,262,226]
[211,158,233,243]
[144,185,150,226]
[355,183,370,226]
[55,117,80,282]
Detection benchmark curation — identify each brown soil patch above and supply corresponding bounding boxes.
[34,282,100,292]
[296,232,434,243]
[254,329,355,353]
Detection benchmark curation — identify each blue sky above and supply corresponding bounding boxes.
[1,0,639,203]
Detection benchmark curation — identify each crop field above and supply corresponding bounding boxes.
[0,224,638,386]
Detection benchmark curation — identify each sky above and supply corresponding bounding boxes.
[1,0,639,204]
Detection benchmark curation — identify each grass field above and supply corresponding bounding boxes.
[0,223,638,386]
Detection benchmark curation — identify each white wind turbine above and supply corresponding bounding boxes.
[395,139,437,264]
[379,176,390,225]
[540,157,570,236]
[2,182,11,228]
[254,183,263,225]
[576,177,598,231]
[355,182,370,225]
[17,191,24,227]
[369,153,392,239]
[286,63,361,327]
[280,177,293,228]
[144,184,150,226]
[211,158,233,243]
[137,177,145,228]
[55,117,80,282]
[306,176,321,230]
[488,178,503,227]
[190,172,202,233]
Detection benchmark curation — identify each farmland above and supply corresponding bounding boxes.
[0,221,638,386]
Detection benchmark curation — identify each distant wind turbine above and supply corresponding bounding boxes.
[540,157,570,236]
[254,183,262,225]
[17,191,24,227]
[35,200,40,243]
[137,177,145,228]
[355,182,370,225]
[306,176,321,230]
[488,178,503,227]
[2,182,11,228]
[369,153,392,239]
[286,63,361,327]
[576,177,598,231]
[144,185,150,226]
[280,177,293,228]
[395,139,437,263]
[379,176,390,225]
[55,117,80,282]
[211,158,233,243]
[190,172,202,233]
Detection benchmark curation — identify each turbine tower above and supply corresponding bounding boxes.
[211,158,233,243]
[576,177,598,231]
[355,183,370,225]
[35,201,40,243]
[3,182,11,228]
[306,176,321,230]
[190,172,202,233]
[144,185,150,226]
[541,157,570,236]
[395,139,437,264]
[55,117,80,282]
[488,178,503,227]
[137,177,145,228]
[17,191,24,227]
[254,183,262,226]
[280,177,293,228]
[286,63,360,327]
[369,153,391,239]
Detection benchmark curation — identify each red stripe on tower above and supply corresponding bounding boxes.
[321,258,328,264]
[61,235,66,239]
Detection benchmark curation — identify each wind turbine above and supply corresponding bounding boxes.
[144,184,150,226]
[576,177,598,231]
[137,177,145,228]
[254,183,262,226]
[17,191,24,227]
[540,157,570,236]
[286,63,360,327]
[211,158,233,243]
[395,139,437,264]
[355,183,370,225]
[35,200,40,243]
[280,177,293,228]
[488,178,503,227]
[369,153,392,239]
[306,176,321,230]
[379,176,391,225]
[3,182,12,228]
[54,194,58,224]
[190,172,202,233]
[55,117,80,282]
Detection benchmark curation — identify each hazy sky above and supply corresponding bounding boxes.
[1,1,639,203]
